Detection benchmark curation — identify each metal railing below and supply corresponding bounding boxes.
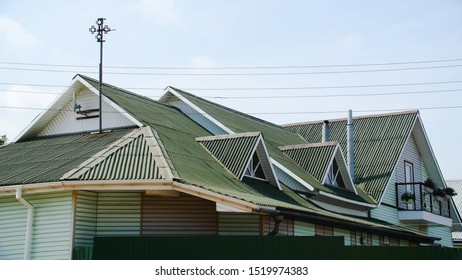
[395,183,450,217]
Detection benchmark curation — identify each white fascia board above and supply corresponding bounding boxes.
[318,190,377,209]
[320,145,357,194]
[164,87,234,134]
[271,159,315,192]
[257,134,282,190]
[14,78,83,142]
[75,75,143,128]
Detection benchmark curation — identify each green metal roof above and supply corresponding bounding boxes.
[77,133,162,180]
[280,142,337,182]
[284,111,418,201]
[196,133,260,179]
[163,87,374,203]
[0,128,136,186]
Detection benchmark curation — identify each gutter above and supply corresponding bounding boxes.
[16,188,33,260]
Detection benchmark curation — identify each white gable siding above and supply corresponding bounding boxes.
[396,134,423,183]
[38,89,135,136]
[0,196,27,260]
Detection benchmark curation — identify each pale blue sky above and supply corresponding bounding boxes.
[1,0,461,179]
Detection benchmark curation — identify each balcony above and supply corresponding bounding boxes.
[395,183,453,227]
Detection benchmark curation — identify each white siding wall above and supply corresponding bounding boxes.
[38,89,135,136]
[334,228,350,246]
[96,192,141,236]
[429,226,453,247]
[0,196,27,260]
[294,221,315,236]
[74,191,97,247]
[218,213,260,235]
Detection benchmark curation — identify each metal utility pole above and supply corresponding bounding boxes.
[89,18,113,133]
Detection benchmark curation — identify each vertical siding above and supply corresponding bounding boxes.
[218,213,260,235]
[96,192,141,236]
[27,191,73,260]
[74,191,97,247]
[142,193,217,235]
[0,196,27,260]
[262,216,294,236]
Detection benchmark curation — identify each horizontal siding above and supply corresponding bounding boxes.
[334,228,350,246]
[74,191,97,247]
[262,216,294,236]
[97,192,141,236]
[218,213,260,236]
[26,191,73,260]
[429,226,453,247]
[294,221,315,236]
[0,196,27,260]
[142,193,217,235]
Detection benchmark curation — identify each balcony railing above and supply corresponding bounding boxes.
[395,182,451,218]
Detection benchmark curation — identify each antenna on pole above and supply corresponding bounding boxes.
[89,18,114,134]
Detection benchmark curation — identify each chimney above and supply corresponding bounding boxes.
[322,120,330,142]
[347,110,355,182]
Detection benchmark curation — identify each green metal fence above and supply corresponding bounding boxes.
[89,236,462,260]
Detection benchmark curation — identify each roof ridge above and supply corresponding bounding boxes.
[169,86,302,135]
[279,141,339,151]
[282,110,419,127]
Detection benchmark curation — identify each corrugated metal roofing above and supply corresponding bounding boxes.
[280,142,337,182]
[78,134,162,180]
[196,133,260,179]
[163,87,375,204]
[284,111,418,201]
[0,128,135,186]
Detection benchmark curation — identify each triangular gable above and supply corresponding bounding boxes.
[61,127,176,181]
[15,75,142,142]
[196,132,280,189]
[279,142,356,193]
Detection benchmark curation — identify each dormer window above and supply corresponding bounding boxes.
[244,153,266,180]
[326,160,346,189]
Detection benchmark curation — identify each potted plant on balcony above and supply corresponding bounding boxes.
[444,187,457,198]
[433,188,446,202]
[401,192,416,204]
[423,178,437,193]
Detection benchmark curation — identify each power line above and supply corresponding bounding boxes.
[2,88,461,99]
[1,57,462,70]
[2,80,462,91]
[1,64,462,76]
[1,104,461,114]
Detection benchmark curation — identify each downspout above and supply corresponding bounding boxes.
[267,214,284,236]
[16,188,33,260]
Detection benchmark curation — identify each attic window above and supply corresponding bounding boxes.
[244,153,266,181]
[326,159,346,189]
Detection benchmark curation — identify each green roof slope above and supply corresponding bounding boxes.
[280,142,337,182]
[165,87,374,203]
[79,75,314,211]
[284,111,418,201]
[0,128,135,186]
